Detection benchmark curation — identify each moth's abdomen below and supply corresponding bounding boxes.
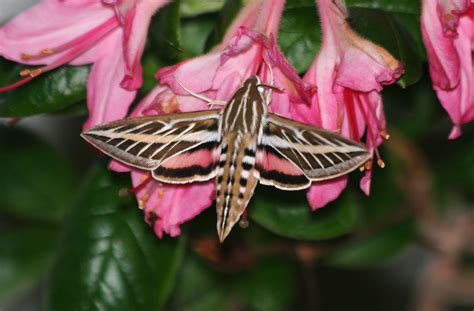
[215,134,258,242]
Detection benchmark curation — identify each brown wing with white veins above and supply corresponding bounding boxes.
[258,113,371,183]
[81,110,222,183]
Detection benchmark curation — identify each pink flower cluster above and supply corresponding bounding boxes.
[1,0,468,238]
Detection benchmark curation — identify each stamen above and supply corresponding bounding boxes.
[344,91,360,139]
[20,49,54,60]
[0,76,33,92]
[20,68,43,78]
[1,17,119,93]
[362,95,389,141]
[380,130,390,140]
[355,96,386,170]
[119,174,153,197]
[364,161,372,171]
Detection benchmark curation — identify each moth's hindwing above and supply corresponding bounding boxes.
[260,113,371,181]
[81,110,222,183]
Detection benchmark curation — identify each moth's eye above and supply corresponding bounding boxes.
[257,86,265,93]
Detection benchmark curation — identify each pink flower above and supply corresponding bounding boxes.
[112,0,316,238]
[421,0,474,139]
[0,0,169,128]
[302,0,403,208]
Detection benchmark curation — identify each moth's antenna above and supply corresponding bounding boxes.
[259,61,284,105]
[174,77,227,109]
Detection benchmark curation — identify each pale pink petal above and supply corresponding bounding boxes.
[0,0,115,65]
[306,178,348,210]
[421,0,461,89]
[84,32,136,129]
[360,170,372,195]
[423,0,474,137]
[438,0,472,36]
[120,0,170,90]
[157,53,222,95]
[131,172,214,238]
[217,0,262,48]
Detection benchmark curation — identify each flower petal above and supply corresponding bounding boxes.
[306,178,348,210]
[0,0,114,65]
[120,0,170,90]
[421,0,461,89]
[84,32,136,129]
[132,172,214,238]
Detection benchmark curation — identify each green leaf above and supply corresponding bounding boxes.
[180,0,224,17]
[46,167,185,311]
[348,7,423,87]
[234,257,297,311]
[345,1,425,58]
[168,253,228,311]
[0,126,75,222]
[279,1,320,73]
[150,0,183,63]
[322,220,415,268]
[181,15,217,57]
[0,66,89,117]
[204,0,243,50]
[0,225,59,305]
[250,188,358,240]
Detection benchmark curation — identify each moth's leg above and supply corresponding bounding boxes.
[174,77,227,107]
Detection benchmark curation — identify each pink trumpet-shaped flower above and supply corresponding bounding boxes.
[421,0,474,139]
[302,0,403,207]
[111,0,317,238]
[0,0,169,128]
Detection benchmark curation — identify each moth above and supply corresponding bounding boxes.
[81,76,371,242]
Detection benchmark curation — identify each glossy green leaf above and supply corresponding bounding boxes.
[46,167,185,311]
[0,126,75,222]
[234,257,297,311]
[0,66,89,117]
[180,0,224,17]
[345,0,424,56]
[279,0,423,81]
[150,0,183,63]
[279,1,320,73]
[322,220,415,268]
[348,7,422,87]
[204,0,243,50]
[0,225,59,305]
[250,188,358,240]
[168,253,228,311]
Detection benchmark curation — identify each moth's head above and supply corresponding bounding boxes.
[243,75,261,88]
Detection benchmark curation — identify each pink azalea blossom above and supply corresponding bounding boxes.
[0,0,169,128]
[302,0,403,207]
[421,0,474,138]
[112,0,317,238]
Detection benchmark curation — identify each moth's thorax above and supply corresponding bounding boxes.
[220,76,267,136]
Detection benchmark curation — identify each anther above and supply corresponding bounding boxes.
[380,130,390,140]
[41,48,54,55]
[20,53,32,60]
[20,69,31,76]
[377,159,386,168]
[19,68,43,78]
[364,161,372,171]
